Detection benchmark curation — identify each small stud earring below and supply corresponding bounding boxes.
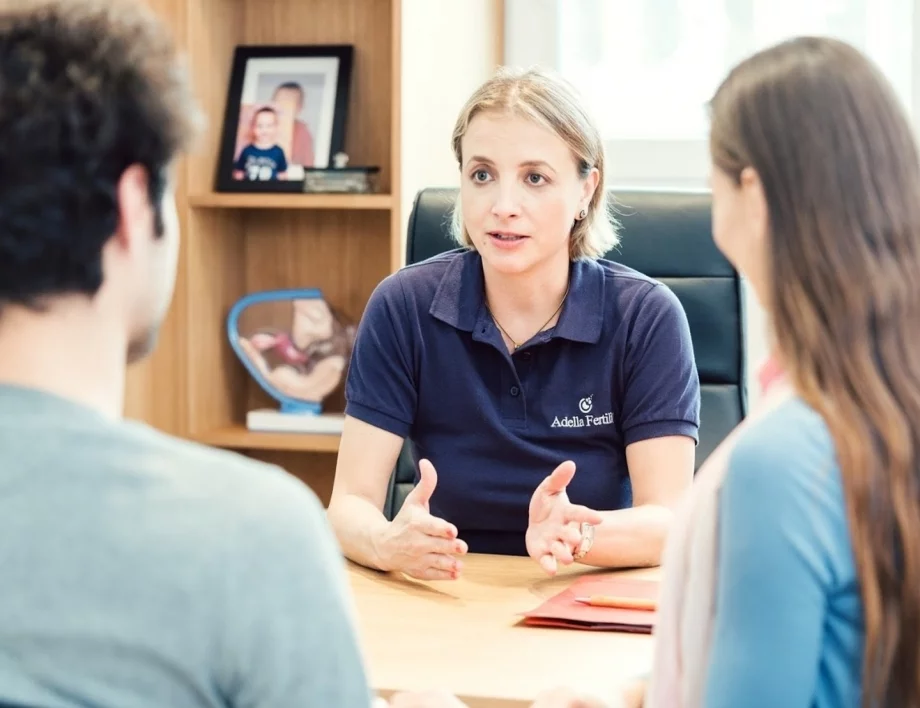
[578,209,587,220]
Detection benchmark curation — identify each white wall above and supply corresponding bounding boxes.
[400,0,502,247]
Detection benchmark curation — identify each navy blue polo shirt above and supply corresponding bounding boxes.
[344,248,700,556]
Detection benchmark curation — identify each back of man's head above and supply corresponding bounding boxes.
[0,0,202,363]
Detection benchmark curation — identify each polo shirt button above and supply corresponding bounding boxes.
[510,386,520,396]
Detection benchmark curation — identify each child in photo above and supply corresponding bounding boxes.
[232,106,288,181]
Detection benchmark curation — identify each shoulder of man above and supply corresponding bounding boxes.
[118,419,324,530]
[126,428,378,707]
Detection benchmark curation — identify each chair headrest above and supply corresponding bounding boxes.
[406,188,733,279]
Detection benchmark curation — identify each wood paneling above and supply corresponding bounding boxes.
[389,0,403,272]
[184,208,248,435]
[185,0,245,196]
[124,0,401,503]
[241,0,394,193]
[124,0,190,434]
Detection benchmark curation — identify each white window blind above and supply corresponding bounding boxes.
[505,0,915,188]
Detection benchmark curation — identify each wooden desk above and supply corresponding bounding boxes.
[348,554,658,708]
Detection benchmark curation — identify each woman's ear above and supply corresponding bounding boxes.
[579,166,600,211]
[739,166,768,244]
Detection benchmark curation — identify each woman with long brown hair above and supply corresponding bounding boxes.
[641,34,920,708]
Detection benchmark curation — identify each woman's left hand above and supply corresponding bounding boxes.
[529,687,611,707]
[525,461,604,575]
[385,690,469,707]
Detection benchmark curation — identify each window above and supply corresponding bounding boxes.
[505,0,914,187]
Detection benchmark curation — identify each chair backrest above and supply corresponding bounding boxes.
[385,187,748,518]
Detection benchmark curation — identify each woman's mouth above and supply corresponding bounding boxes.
[488,231,528,243]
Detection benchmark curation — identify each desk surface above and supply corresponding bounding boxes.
[348,553,658,708]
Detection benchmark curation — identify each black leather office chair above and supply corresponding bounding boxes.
[383,187,748,519]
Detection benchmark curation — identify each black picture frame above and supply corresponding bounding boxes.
[215,44,354,193]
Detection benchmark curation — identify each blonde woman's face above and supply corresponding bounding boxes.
[459,111,593,277]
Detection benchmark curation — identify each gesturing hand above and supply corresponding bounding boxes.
[525,460,604,576]
[529,687,610,708]
[378,458,468,580]
[386,690,469,707]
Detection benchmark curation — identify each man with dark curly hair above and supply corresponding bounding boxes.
[0,2,374,706]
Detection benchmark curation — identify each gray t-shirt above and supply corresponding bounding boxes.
[0,383,373,708]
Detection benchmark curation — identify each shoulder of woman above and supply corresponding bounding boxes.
[724,397,842,511]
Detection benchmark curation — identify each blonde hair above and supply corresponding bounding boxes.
[449,66,618,260]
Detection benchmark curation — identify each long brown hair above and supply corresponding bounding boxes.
[710,36,920,707]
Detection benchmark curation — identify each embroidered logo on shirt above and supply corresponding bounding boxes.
[551,395,614,429]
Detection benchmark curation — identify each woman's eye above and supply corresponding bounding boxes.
[472,169,490,182]
[526,173,546,185]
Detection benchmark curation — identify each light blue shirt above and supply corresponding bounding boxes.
[0,384,373,708]
[704,396,864,707]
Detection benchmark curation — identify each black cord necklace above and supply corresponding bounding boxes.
[484,283,570,351]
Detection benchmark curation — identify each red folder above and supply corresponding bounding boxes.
[520,575,658,633]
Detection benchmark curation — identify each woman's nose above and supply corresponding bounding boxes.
[490,185,522,218]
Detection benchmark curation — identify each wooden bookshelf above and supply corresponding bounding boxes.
[125,0,402,504]
[194,425,342,453]
[188,192,395,210]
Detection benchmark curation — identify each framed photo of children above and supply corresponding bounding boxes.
[215,44,354,193]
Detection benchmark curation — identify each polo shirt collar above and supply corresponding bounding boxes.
[428,249,484,332]
[553,257,605,344]
[429,249,605,344]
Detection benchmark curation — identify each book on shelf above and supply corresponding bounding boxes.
[246,409,345,434]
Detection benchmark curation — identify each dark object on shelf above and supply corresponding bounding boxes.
[302,152,380,193]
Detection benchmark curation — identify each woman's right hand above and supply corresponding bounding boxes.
[529,687,622,708]
[376,459,468,580]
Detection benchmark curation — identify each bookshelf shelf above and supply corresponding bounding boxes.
[195,425,341,453]
[188,192,394,210]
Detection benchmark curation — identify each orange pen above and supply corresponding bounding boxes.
[574,595,656,611]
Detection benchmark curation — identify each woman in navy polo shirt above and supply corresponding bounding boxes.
[327,67,701,581]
